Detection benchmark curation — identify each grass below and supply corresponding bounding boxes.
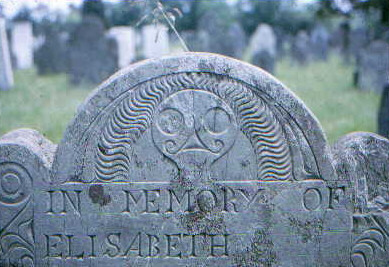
[277,55,380,144]
[0,55,381,145]
[0,70,92,144]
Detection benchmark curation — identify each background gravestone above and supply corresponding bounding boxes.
[68,15,118,85]
[349,27,369,59]
[292,31,310,65]
[0,17,13,90]
[141,24,170,59]
[107,26,136,69]
[11,21,33,69]
[225,22,246,59]
[35,26,67,75]
[378,84,389,138]
[196,12,244,58]
[0,53,355,266]
[248,24,277,73]
[310,24,329,61]
[356,40,389,93]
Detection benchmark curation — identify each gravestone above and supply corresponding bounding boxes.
[2,52,388,266]
[11,21,33,69]
[378,84,389,138]
[225,23,246,59]
[292,31,310,65]
[310,25,329,61]
[0,17,13,90]
[35,27,67,75]
[356,40,389,93]
[68,15,118,85]
[195,13,244,58]
[349,28,369,59]
[248,24,277,73]
[141,24,169,59]
[107,27,136,68]
[332,132,389,266]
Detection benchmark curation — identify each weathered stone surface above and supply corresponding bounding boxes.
[141,24,169,59]
[0,17,13,90]
[68,15,118,85]
[107,26,136,68]
[292,31,310,65]
[3,52,386,266]
[332,132,389,266]
[0,129,54,266]
[310,25,329,61]
[379,84,389,138]
[11,21,33,69]
[35,26,67,75]
[356,40,389,93]
[248,24,277,73]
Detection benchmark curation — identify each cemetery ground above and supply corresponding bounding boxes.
[0,54,380,144]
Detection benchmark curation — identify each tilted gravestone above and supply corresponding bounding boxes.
[68,15,118,85]
[356,40,389,93]
[0,17,13,91]
[378,84,389,138]
[248,24,277,73]
[0,52,387,266]
[11,21,34,70]
[107,27,136,69]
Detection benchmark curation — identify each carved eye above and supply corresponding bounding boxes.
[203,107,230,134]
[157,108,185,135]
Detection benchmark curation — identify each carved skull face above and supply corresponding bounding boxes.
[152,90,237,176]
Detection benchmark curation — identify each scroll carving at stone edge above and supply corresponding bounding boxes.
[332,132,389,267]
[0,129,54,266]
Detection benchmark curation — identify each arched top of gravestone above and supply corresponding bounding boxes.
[52,52,335,184]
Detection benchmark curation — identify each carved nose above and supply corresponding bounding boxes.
[182,132,206,152]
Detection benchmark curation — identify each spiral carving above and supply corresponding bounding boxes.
[95,72,293,181]
[0,162,32,205]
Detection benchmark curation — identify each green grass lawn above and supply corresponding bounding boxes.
[0,55,381,144]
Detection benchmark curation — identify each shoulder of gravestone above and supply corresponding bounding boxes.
[0,128,56,181]
[331,131,389,178]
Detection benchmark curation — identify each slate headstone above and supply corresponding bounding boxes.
[248,24,277,73]
[0,52,356,266]
[310,25,329,61]
[141,24,169,59]
[107,26,136,69]
[378,84,389,138]
[292,31,310,65]
[356,40,389,93]
[35,27,67,75]
[195,13,245,58]
[68,15,118,85]
[349,27,369,59]
[0,18,13,90]
[225,22,246,59]
[332,132,389,266]
[11,21,33,69]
